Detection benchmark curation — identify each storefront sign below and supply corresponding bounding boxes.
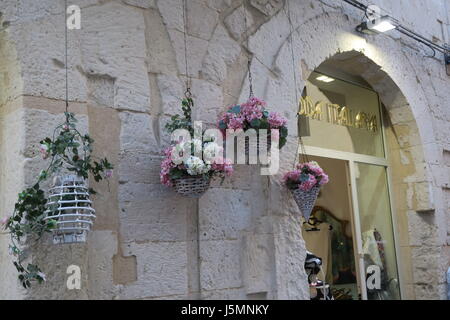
[298,96,378,133]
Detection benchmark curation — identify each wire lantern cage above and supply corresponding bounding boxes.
[44,175,95,244]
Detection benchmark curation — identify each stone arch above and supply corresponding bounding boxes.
[245,6,444,299]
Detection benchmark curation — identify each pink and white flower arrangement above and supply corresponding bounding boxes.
[217,97,288,148]
[283,161,329,191]
[39,143,50,160]
[160,140,233,187]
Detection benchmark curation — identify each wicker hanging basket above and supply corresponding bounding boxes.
[172,175,211,198]
[44,175,95,244]
[290,184,321,220]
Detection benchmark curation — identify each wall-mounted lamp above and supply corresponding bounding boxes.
[356,16,396,35]
[316,75,335,83]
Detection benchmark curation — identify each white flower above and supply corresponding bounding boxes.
[203,142,223,164]
[192,139,203,154]
[184,156,210,176]
[37,272,47,282]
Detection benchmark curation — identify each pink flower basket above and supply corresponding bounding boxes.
[283,161,329,220]
[290,185,321,220]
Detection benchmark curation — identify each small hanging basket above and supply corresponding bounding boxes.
[44,175,95,244]
[290,185,321,220]
[172,175,211,198]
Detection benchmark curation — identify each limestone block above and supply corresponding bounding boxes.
[157,74,185,116]
[168,29,209,78]
[26,237,89,300]
[429,164,450,189]
[242,233,274,294]
[202,53,228,85]
[118,183,195,242]
[250,0,284,17]
[206,0,233,11]
[407,211,439,246]
[0,109,26,299]
[210,164,253,190]
[119,111,158,153]
[0,0,63,24]
[123,0,156,9]
[187,0,219,40]
[224,5,254,40]
[118,152,163,185]
[248,8,290,68]
[157,0,184,32]
[201,287,246,300]
[201,25,241,84]
[87,230,119,299]
[119,241,188,298]
[8,16,86,102]
[191,79,223,124]
[144,10,178,75]
[0,32,23,106]
[81,2,150,112]
[412,181,435,212]
[87,74,115,107]
[199,188,252,241]
[413,283,442,300]
[272,215,309,299]
[200,239,243,291]
[410,246,445,285]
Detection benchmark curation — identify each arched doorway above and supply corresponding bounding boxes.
[295,51,435,300]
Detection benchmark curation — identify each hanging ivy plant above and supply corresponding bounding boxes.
[1,112,113,288]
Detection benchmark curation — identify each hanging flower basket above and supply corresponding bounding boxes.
[172,175,211,198]
[161,139,233,198]
[290,185,321,221]
[283,161,329,220]
[44,175,95,244]
[217,97,289,160]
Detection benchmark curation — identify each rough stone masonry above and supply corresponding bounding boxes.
[0,0,449,300]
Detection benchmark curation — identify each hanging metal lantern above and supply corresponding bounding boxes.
[44,175,95,244]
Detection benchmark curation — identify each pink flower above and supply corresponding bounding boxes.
[0,216,10,226]
[105,169,113,179]
[319,173,329,185]
[283,170,301,183]
[299,174,317,191]
[211,158,234,176]
[227,114,245,130]
[268,112,287,128]
[241,101,264,123]
[39,144,49,160]
[160,146,176,186]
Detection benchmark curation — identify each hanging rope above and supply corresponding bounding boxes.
[64,0,69,122]
[182,0,192,99]
[243,0,254,98]
[285,0,309,167]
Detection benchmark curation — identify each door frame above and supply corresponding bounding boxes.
[301,145,403,300]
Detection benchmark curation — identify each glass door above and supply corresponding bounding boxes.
[353,162,401,300]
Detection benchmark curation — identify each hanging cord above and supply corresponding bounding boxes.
[243,0,254,98]
[285,0,308,167]
[64,0,69,123]
[182,0,192,99]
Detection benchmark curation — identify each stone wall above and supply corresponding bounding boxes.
[0,0,449,300]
